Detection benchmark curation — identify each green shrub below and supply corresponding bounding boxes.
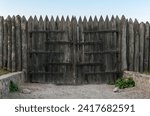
[115,77,135,89]
[9,81,19,92]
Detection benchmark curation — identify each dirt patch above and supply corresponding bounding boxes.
[3,83,150,99]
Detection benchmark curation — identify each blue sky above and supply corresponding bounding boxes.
[0,0,150,22]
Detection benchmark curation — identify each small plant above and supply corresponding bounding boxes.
[115,77,135,89]
[9,81,19,92]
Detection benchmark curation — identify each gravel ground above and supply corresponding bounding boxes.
[3,83,150,99]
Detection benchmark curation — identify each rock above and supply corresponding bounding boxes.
[113,87,119,93]
[22,89,31,94]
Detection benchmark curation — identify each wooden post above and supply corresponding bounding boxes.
[139,22,145,72]
[144,22,149,72]
[7,16,12,71]
[3,18,8,69]
[11,16,16,72]
[134,19,140,72]
[128,18,134,71]
[21,16,27,80]
[27,16,33,82]
[71,16,77,84]
[121,16,127,71]
[15,15,22,71]
[0,16,4,68]
[111,15,117,81]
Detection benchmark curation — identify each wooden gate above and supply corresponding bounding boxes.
[28,17,121,84]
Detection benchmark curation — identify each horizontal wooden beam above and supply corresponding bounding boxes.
[83,30,119,33]
[29,30,65,33]
[77,62,103,66]
[29,51,64,54]
[29,72,64,75]
[84,49,119,54]
[47,62,72,65]
[46,41,73,44]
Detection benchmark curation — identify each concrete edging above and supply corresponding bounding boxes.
[123,71,150,92]
[0,72,24,98]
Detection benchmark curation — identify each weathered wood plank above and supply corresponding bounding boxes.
[7,16,12,71]
[21,16,27,79]
[93,16,99,83]
[98,16,105,83]
[38,16,45,83]
[134,19,140,72]
[3,18,8,69]
[71,16,77,84]
[31,16,39,82]
[11,16,16,72]
[27,16,33,81]
[139,22,145,72]
[116,16,121,73]
[111,15,117,82]
[121,16,127,70]
[15,15,22,71]
[0,16,4,68]
[128,19,134,71]
[48,16,54,83]
[144,22,149,72]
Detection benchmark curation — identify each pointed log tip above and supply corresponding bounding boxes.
[99,16,104,22]
[134,19,139,23]
[105,15,109,21]
[129,18,133,23]
[146,21,149,25]
[66,16,70,22]
[121,15,126,19]
[111,15,115,20]
[83,16,87,21]
[89,16,93,21]
[56,16,60,21]
[94,16,98,21]
[50,16,54,22]
[61,16,65,22]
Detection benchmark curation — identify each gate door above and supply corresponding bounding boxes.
[76,27,120,84]
[28,29,74,84]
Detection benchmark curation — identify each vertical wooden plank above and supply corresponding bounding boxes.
[38,16,45,83]
[77,16,82,84]
[3,18,8,69]
[55,16,60,84]
[104,16,110,82]
[144,22,150,72]
[87,16,93,83]
[81,17,88,83]
[61,16,69,84]
[93,16,99,83]
[15,15,22,71]
[134,19,140,72]
[0,16,4,68]
[116,16,122,73]
[27,16,33,81]
[98,16,104,83]
[48,16,54,83]
[111,15,117,82]
[7,16,12,71]
[139,22,145,72]
[66,16,73,83]
[11,16,16,72]
[31,16,39,82]
[121,15,127,70]
[128,19,134,71]
[71,16,77,84]
[21,16,27,80]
